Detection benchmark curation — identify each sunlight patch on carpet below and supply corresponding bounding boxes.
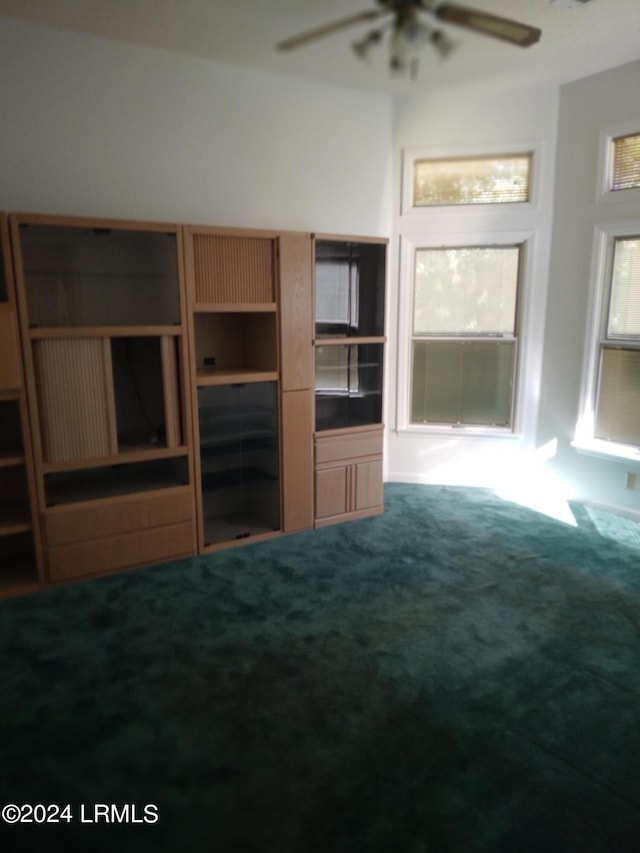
[494,439,578,526]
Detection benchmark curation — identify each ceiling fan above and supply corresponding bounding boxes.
[277,1,541,77]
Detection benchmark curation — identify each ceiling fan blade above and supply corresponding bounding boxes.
[277,10,388,51]
[434,3,541,47]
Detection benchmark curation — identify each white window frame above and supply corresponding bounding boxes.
[397,229,535,436]
[401,140,542,218]
[574,222,640,462]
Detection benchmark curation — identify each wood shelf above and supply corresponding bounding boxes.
[29,325,182,339]
[0,447,25,467]
[193,303,276,314]
[314,336,386,346]
[196,368,279,387]
[42,445,189,475]
[0,507,33,537]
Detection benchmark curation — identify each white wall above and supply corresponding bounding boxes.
[0,16,392,236]
[386,82,560,502]
[538,60,640,517]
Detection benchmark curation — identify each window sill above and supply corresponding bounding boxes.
[397,425,520,439]
[571,439,640,464]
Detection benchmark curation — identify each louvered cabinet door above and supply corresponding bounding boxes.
[33,338,118,464]
[191,232,276,307]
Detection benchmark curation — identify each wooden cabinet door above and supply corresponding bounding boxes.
[33,338,118,463]
[354,459,383,512]
[315,465,348,520]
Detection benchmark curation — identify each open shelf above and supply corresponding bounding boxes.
[315,239,386,339]
[0,507,32,537]
[43,455,190,506]
[0,448,24,467]
[193,312,278,378]
[196,368,279,387]
[33,334,184,465]
[0,533,39,597]
[315,342,384,432]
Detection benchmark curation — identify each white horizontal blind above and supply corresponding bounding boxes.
[595,236,640,447]
[315,261,351,326]
[595,348,640,445]
[413,154,531,206]
[607,237,640,337]
[611,134,640,192]
[412,340,515,426]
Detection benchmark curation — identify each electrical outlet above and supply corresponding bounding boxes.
[625,472,637,491]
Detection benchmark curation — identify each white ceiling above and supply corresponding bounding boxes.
[1,0,639,95]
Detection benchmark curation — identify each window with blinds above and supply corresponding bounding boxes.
[595,236,640,446]
[611,133,640,192]
[410,245,521,427]
[413,154,531,207]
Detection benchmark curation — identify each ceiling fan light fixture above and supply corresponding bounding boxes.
[277,1,543,79]
[352,29,384,62]
[429,28,457,59]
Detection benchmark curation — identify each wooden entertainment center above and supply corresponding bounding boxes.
[0,212,386,598]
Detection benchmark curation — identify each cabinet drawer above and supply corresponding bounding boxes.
[44,488,193,547]
[315,427,383,465]
[47,521,195,582]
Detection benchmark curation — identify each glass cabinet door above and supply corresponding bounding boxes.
[198,382,280,545]
[18,224,181,327]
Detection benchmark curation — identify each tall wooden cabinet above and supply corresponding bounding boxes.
[313,236,387,527]
[10,214,196,584]
[183,226,314,551]
[0,214,43,598]
[1,212,386,594]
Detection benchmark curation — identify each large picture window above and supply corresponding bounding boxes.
[594,236,640,447]
[410,245,521,428]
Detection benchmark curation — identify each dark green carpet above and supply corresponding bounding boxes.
[1,484,640,852]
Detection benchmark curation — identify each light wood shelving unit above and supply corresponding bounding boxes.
[1,211,386,595]
[0,213,43,598]
[313,235,387,527]
[10,213,197,585]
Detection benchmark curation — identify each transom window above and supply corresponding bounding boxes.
[410,245,522,428]
[413,153,531,207]
[611,133,640,192]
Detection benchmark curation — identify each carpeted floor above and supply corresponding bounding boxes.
[1,483,639,852]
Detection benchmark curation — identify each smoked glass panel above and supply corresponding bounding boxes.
[198,382,280,545]
[20,224,181,327]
